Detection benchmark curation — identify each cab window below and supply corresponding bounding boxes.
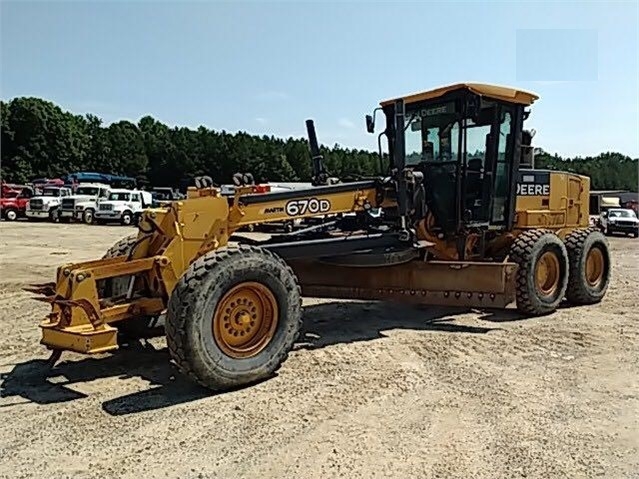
[404,102,460,165]
[131,193,140,202]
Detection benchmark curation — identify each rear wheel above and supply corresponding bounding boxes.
[510,229,569,316]
[565,228,611,304]
[166,245,302,391]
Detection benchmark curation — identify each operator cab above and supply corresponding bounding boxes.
[376,83,538,235]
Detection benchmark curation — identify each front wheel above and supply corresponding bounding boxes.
[510,229,569,316]
[49,208,60,223]
[121,211,133,226]
[83,208,95,225]
[3,208,18,221]
[166,245,302,391]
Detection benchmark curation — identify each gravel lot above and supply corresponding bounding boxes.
[0,221,637,479]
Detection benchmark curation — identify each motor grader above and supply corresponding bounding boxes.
[28,83,611,391]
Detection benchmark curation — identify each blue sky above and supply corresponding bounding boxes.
[1,1,638,158]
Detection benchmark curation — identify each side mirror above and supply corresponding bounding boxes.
[365,114,375,134]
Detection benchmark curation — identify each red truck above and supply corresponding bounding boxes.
[0,186,34,221]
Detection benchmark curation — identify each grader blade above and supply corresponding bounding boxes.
[289,258,519,309]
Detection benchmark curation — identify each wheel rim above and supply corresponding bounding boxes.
[85,211,93,223]
[6,210,17,220]
[585,246,605,287]
[535,251,560,296]
[213,282,278,358]
[123,214,131,225]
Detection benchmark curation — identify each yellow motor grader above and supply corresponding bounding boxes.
[28,83,611,391]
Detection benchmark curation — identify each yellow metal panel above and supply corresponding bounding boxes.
[380,82,539,107]
[234,187,378,227]
[40,324,118,354]
[101,297,165,324]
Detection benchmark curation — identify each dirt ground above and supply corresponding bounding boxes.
[0,221,637,479]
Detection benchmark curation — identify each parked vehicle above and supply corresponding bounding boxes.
[599,208,639,237]
[58,183,111,224]
[0,186,34,221]
[150,187,183,207]
[64,172,137,190]
[94,189,153,225]
[25,186,72,221]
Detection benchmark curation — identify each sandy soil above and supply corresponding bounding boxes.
[0,221,637,479]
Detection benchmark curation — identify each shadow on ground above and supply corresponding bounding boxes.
[1,300,519,415]
[296,301,504,350]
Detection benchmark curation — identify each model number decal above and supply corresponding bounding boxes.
[285,198,331,216]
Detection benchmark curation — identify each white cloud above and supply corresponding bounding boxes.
[338,118,355,129]
[255,117,268,125]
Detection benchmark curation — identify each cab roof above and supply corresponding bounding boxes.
[380,82,539,107]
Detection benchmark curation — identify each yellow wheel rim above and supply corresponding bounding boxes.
[535,251,560,296]
[585,247,604,287]
[213,282,278,359]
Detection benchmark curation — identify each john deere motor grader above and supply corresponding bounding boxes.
[28,83,611,391]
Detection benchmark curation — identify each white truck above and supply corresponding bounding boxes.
[599,208,639,238]
[94,189,153,226]
[58,183,111,224]
[25,186,72,221]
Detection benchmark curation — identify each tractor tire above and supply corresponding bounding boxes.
[100,234,165,339]
[564,228,611,305]
[166,245,302,391]
[510,229,569,316]
[3,208,18,221]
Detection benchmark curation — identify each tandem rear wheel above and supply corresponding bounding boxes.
[510,229,569,316]
[165,245,302,391]
[510,228,611,316]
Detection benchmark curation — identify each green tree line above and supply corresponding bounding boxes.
[0,97,379,187]
[535,150,637,191]
[1,97,637,191]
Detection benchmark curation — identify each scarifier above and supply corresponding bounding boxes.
[27,83,611,390]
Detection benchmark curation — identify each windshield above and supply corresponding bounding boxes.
[609,209,637,218]
[108,192,130,201]
[76,187,100,196]
[404,102,460,165]
[42,188,60,197]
